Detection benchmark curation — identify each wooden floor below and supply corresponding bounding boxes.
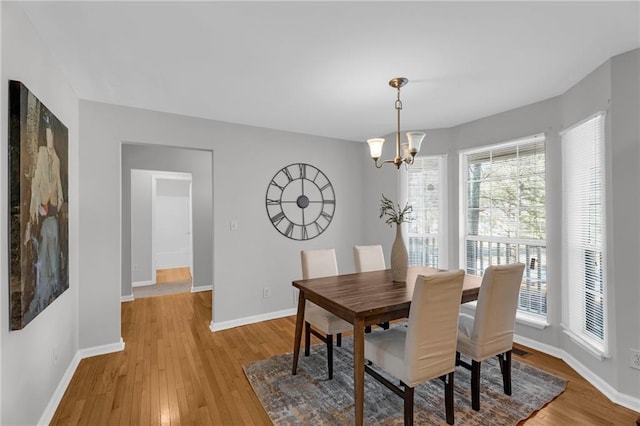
[155,267,192,284]
[51,291,639,425]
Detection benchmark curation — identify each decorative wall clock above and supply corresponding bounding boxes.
[265,163,335,240]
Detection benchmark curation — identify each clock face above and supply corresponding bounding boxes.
[266,163,335,240]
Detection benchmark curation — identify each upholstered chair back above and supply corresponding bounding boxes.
[468,263,525,360]
[403,270,465,387]
[353,244,386,273]
[301,249,339,280]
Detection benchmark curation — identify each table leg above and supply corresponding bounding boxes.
[292,291,306,375]
[353,317,365,426]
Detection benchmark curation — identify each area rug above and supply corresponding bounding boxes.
[243,333,566,425]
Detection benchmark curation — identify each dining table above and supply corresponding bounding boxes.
[291,266,483,426]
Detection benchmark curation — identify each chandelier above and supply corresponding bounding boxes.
[367,77,426,169]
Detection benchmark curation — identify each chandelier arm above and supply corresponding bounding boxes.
[367,77,424,170]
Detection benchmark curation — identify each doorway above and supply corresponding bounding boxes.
[131,170,193,298]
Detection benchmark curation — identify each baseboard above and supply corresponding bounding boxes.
[37,338,125,425]
[37,351,82,426]
[121,294,134,302]
[132,280,154,288]
[191,285,212,293]
[515,334,640,413]
[78,338,125,359]
[210,308,296,332]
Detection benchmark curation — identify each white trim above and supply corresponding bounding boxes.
[516,311,550,330]
[121,294,135,302]
[559,111,606,136]
[132,280,154,288]
[191,285,212,293]
[37,339,126,425]
[460,301,549,329]
[458,132,545,155]
[37,351,82,426]
[210,308,296,332]
[78,338,125,359]
[514,334,640,414]
[562,328,609,360]
[151,175,157,284]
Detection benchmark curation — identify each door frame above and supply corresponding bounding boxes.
[150,171,193,285]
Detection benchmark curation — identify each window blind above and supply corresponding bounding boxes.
[460,134,547,317]
[407,156,443,268]
[561,113,607,355]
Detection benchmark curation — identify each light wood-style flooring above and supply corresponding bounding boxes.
[51,291,639,425]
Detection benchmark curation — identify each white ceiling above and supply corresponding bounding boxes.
[19,1,640,142]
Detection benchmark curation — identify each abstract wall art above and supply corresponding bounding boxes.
[8,80,69,330]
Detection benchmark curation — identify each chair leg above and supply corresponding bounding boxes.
[471,360,481,411]
[455,351,461,366]
[365,325,372,333]
[336,333,342,347]
[304,322,311,356]
[402,384,414,426]
[444,372,455,425]
[498,350,512,395]
[327,333,334,379]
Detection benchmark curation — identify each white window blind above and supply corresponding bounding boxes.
[561,113,607,356]
[460,134,547,317]
[407,156,443,268]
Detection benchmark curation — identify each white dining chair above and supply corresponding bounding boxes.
[364,270,465,425]
[353,244,386,272]
[353,244,389,332]
[455,262,525,411]
[301,249,353,379]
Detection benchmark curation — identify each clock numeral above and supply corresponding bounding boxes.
[323,199,335,204]
[301,225,309,240]
[319,183,332,192]
[320,211,332,221]
[270,211,285,226]
[270,180,285,191]
[266,198,281,205]
[283,167,294,182]
[311,169,320,182]
[298,163,306,179]
[285,222,295,238]
[315,222,325,234]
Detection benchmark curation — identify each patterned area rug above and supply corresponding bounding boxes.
[244,332,566,425]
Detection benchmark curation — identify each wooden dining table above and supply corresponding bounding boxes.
[291,266,482,426]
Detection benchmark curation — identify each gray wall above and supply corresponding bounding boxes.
[130,169,153,283]
[79,100,366,349]
[365,49,640,402]
[122,145,212,296]
[1,3,80,424]
[2,2,638,422]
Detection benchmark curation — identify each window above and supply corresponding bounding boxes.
[460,134,546,317]
[407,156,444,268]
[561,113,607,357]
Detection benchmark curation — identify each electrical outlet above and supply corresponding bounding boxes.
[630,349,640,370]
[263,287,271,299]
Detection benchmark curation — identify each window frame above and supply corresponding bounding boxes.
[459,133,548,320]
[560,112,608,359]
[404,154,448,269]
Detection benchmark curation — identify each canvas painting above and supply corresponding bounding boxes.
[8,80,69,330]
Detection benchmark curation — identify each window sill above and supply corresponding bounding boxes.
[461,301,549,329]
[515,311,550,329]
[562,327,609,360]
